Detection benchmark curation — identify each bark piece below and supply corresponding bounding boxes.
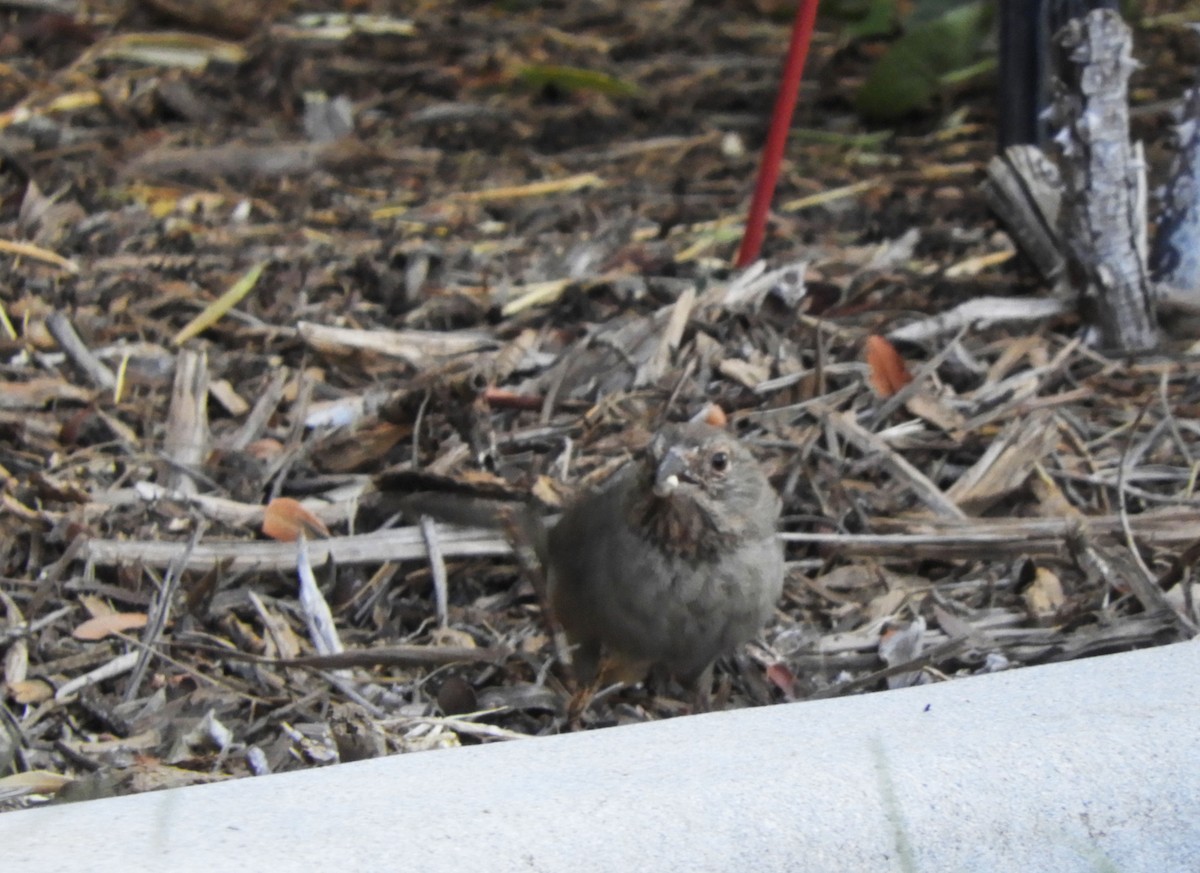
[982,146,1066,285]
[1051,9,1157,350]
[162,348,209,495]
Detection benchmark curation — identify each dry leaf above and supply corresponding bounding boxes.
[866,334,913,397]
[880,616,928,689]
[316,422,407,473]
[262,497,331,541]
[73,612,149,640]
[0,770,72,798]
[79,593,114,618]
[932,604,978,642]
[245,438,285,461]
[531,474,571,508]
[817,563,881,591]
[430,626,476,649]
[208,378,249,416]
[0,377,92,409]
[1,592,28,684]
[7,678,53,704]
[717,357,770,388]
[1023,566,1066,619]
[89,31,248,72]
[3,638,27,686]
[904,391,966,433]
[866,586,908,621]
[436,676,478,715]
[1030,470,1082,518]
[518,631,550,654]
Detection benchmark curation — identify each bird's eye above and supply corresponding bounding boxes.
[710,451,729,473]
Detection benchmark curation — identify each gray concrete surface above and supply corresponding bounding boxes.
[3,640,1198,872]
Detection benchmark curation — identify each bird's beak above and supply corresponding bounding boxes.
[653,447,690,497]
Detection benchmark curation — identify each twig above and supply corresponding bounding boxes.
[783,506,1200,557]
[419,516,450,628]
[296,535,345,658]
[886,296,1069,344]
[223,367,286,451]
[174,639,510,670]
[124,527,198,702]
[823,409,966,519]
[82,525,513,571]
[805,635,971,700]
[297,320,498,367]
[55,652,139,701]
[381,713,530,742]
[1115,406,1197,635]
[44,312,116,391]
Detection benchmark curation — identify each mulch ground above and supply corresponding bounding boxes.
[1,0,1198,806]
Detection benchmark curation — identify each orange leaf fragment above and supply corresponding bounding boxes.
[73,612,148,641]
[262,497,330,542]
[865,335,913,397]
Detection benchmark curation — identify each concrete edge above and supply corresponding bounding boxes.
[2,640,1198,873]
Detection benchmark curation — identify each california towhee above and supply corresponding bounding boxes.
[546,421,784,688]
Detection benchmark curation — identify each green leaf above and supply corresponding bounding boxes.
[855,1,993,121]
[836,0,899,42]
[905,0,984,27]
[518,65,641,97]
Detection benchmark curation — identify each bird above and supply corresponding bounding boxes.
[545,421,785,691]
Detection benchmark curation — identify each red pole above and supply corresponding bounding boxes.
[735,0,821,268]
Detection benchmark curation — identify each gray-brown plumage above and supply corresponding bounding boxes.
[546,421,784,686]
